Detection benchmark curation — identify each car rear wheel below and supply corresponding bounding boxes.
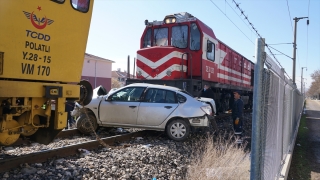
[76,114,98,134]
[166,119,190,141]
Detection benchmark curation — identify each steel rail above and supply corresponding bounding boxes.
[8,129,82,147]
[0,130,147,173]
[6,110,252,146]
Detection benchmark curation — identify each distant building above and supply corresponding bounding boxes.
[111,69,135,87]
[81,53,115,90]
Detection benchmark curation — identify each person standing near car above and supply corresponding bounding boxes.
[199,84,214,99]
[232,90,244,142]
[65,101,76,129]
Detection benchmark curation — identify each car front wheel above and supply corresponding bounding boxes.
[166,119,190,141]
[76,114,98,134]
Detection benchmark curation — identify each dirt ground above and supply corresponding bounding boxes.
[289,99,320,180]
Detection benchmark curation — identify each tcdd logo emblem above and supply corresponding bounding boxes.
[23,6,54,30]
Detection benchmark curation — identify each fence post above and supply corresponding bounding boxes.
[250,38,265,180]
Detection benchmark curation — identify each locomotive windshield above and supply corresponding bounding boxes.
[171,25,188,48]
[153,28,168,46]
[143,28,152,47]
[142,22,201,51]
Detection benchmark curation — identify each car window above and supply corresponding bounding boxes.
[177,93,187,103]
[111,87,145,102]
[179,90,194,97]
[144,88,165,103]
[144,89,156,102]
[166,91,177,103]
[144,88,177,103]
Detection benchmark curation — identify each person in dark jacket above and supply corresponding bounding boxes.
[65,101,76,129]
[232,90,244,143]
[199,84,214,99]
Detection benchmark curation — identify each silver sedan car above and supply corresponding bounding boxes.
[72,83,213,141]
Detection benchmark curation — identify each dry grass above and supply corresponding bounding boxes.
[186,133,250,180]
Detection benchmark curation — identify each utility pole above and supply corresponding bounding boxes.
[94,60,97,88]
[292,17,308,84]
[301,67,307,93]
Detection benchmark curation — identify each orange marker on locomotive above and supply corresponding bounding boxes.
[127,12,254,114]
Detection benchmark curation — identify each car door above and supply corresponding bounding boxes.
[99,87,145,125]
[137,88,178,126]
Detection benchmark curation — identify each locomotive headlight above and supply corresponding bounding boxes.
[137,71,142,76]
[166,70,172,76]
[164,17,176,24]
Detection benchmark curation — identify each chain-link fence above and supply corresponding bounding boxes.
[250,38,304,179]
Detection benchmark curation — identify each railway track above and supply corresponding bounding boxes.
[0,130,150,173]
[6,110,252,147]
[8,129,82,147]
[7,109,252,145]
[0,111,252,173]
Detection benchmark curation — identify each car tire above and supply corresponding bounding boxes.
[166,119,190,141]
[76,114,98,134]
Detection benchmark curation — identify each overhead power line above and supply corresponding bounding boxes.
[268,43,293,45]
[286,0,294,33]
[209,0,254,45]
[268,46,292,59]
[307,0,310,68]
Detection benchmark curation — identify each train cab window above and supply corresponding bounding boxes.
[171,25,188,48]
[153,28,168,46]
[143,28,152,48]
[190,23,200,51]
[51,0,65,3]
[207,40,215,61]
[71,0,90,12]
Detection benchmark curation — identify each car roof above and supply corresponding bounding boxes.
[126,83,181,91]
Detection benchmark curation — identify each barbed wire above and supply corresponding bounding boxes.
[209,0,254,45]
[224,0,254,36]
[231,0,292,79]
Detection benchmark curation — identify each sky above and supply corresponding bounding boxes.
[85,0,320,91]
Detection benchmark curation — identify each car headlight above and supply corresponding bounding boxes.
[201,105,212,115]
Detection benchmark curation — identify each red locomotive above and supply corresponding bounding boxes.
[127,12,254,113]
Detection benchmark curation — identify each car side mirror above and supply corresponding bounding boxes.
[97,86,107,96]
[106,96,112,101]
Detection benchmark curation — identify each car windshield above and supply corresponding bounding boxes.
[108,88,118,95]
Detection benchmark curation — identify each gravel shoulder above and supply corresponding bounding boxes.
[288,99,320,179]
[0,114,252,180]
[305,100,320,179]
